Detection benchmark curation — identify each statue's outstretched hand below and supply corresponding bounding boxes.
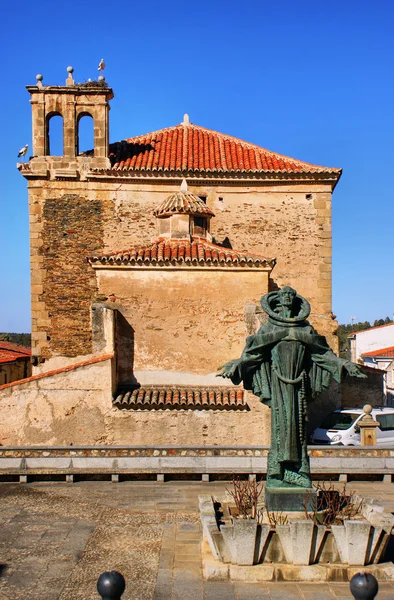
[217,360,239,379]
[344,362,368,379]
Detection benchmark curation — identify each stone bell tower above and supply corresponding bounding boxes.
[17,67,114,365]
[24,66,113,178]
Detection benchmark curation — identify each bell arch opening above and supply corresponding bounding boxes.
[77,112,94,156]
[45,112,64,156]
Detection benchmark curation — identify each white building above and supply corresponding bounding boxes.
[349,323,394,363]
[349,324,394,406]
[361,346,394,406]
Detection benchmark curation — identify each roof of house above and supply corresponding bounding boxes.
[105,121,342,177]
[153,189,215,218]
[0,341,31,365]
[114,386,247,411]
[348,322,394,338]
[362,346,394,358]
[88,237,276,269]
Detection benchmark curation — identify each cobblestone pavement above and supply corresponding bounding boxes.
[0,480,393,599]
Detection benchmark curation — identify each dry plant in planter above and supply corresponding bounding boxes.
[303,481,363,526]
[265,509,288,526]
[226,476,264,519]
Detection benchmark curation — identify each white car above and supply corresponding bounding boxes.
[310,407,394,446]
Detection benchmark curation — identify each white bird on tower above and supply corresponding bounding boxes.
[98,58,105,72]
[17,144,28,158]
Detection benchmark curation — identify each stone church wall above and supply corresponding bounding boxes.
[0,357,271,446]
[95,268,270,376]
[28,178,337,368]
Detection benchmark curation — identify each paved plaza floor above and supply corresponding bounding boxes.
[0,480,394,599]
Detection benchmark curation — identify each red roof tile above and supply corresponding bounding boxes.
[0,341,31,354]
[114,386,247,411]
[88,238,275,269]
[362,346,394,358]
[0,342,31,364]
[154,190,214,218]
[105,122,341,176]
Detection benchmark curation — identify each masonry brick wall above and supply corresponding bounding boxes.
[28,178,338,363]
[41,194,104,357]
[100,182,337,348]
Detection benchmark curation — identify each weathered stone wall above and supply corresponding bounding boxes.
[100,182,334,338]
[341,367,384,408]
[0,360,271,446]
[0,358,113,446]
[29,186,106,360]
[28,178,337,365]
[95,269,270,375]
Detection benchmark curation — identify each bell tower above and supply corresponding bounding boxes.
[23,66,113,177]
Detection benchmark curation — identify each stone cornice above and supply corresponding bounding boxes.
[87,168,341,188]
[91,264,273,272]
[18,163,341,189]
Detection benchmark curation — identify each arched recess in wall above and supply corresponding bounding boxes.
[45,112,64,156]
[77,112,94,156]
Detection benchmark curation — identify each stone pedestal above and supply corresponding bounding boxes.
[265,486,316,512]
[359,404,380,446]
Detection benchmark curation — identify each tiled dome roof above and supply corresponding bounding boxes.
[153,190,214,218]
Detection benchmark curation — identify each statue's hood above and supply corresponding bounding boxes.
[261,291,311,327]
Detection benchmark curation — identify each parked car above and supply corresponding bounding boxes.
[310,407,394,446]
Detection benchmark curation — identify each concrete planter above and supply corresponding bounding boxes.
[199,494,394,567]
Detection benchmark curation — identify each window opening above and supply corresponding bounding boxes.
[77,113,94,156]
[377,414,394,431]
[198,195,207,204]
[46,113,63,156]
[193,216,207,236]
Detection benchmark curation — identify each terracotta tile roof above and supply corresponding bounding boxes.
[105,122,341,176]
[0,341,31,354]
[88,238,275,269]
[362,346,394,358]
[114,386,247,411]
[154,190,214,218]
[0,342,31,365]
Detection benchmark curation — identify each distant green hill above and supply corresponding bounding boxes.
[0,333,31,348]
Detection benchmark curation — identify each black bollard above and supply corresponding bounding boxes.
[97,570,126,600]
[350,572,379,600]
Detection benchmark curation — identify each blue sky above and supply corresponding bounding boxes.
[1,0,393,332]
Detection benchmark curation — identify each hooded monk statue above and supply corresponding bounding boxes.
[217,286,366,490]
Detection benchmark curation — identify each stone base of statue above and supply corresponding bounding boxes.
[265,486,316,512]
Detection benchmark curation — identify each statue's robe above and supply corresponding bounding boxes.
[228,318,350,486]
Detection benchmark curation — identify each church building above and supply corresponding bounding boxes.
[0,68,341,446]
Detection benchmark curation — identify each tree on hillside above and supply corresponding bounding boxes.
[0,333,31,348]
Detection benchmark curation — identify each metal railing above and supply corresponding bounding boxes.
[96,570,380,599]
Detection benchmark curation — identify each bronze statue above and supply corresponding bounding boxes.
[217,286,366,489]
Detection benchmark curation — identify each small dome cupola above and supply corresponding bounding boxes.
[153,179,215,241]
